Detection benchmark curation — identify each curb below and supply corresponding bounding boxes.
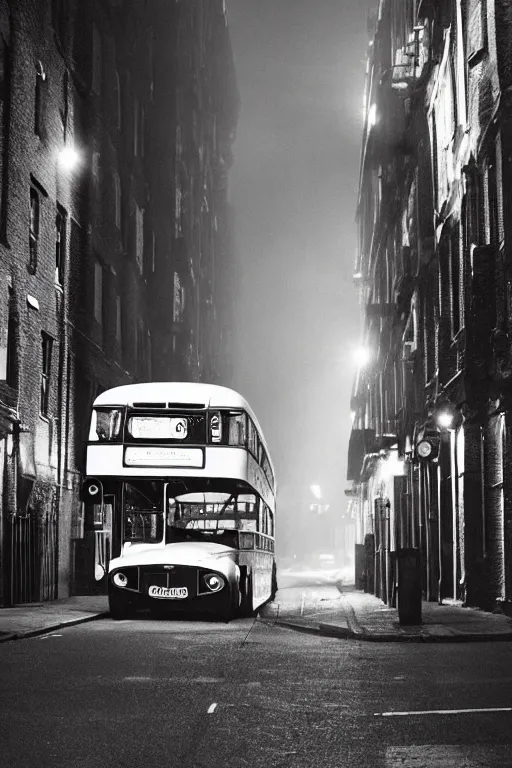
[316,622,512,643]
[266,617,512,643]
[268,619,322,636]
[0,611,109,643]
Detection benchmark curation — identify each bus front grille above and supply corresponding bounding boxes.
[140,566,199,596]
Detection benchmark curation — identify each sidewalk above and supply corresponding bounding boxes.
[2,587,512,644]
[0,596,109,643]
[265,586,512,642]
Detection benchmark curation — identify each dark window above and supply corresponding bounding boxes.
[40,333,53,417]
[29,187,40,274]
[55,205,66,285]
[34,61,46,136]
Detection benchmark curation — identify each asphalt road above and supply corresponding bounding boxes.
[1,586,512,767]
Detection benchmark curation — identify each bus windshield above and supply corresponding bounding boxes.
[121,479,258,546]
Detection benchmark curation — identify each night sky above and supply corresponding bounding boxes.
[227,0,373,506]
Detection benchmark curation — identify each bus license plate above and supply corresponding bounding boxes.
[148,586,188,599]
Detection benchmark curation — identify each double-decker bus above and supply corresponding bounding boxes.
[82,382,277,620]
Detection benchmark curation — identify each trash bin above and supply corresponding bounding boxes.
[397,548,422,625]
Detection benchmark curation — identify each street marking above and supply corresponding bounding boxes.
[207,703,217,714]
[123,676,152,681]
[375,706,512,717]
[37,633,63,640]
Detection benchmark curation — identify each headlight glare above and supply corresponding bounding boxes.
[204,573,225,593]
[113,572,128,588]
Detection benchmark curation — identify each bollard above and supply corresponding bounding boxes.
[397,548,422,625]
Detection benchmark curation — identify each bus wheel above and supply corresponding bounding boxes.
[270,561,278,601]
[109,593,134,620]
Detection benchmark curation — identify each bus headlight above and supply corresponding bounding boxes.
[113,572,128,588]
[203,573,225,593]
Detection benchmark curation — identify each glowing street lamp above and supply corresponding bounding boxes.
[436,410,454,429]
[354,346,371,367]
[59,144,80,171]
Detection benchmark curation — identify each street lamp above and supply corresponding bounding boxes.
[354,346,371,367]
[436,410,454,429]
[59,144,80,171]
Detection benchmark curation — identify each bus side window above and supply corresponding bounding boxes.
[228,412,247,447]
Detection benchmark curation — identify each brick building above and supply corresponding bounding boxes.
[0,0,239,606]
[348,0,512,613]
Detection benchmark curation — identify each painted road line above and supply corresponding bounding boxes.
[375,706,512,717]
[207,703,217,714]
[36,633,63,640]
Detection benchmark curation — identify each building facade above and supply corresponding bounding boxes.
[348,0,512,613]
[0,0,239,606]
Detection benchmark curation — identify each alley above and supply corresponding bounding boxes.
[1,586,512,768]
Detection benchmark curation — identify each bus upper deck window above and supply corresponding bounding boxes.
[89,408,123,441]
[228,411,247,446]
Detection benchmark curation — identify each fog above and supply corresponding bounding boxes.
[226,1,373,564]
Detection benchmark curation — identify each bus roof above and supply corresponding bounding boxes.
[93,382,274,475]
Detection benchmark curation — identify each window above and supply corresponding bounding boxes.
[6,288,16,386]
[29,187,40,274]
[228,412,247,447]
[0,287,16,384]
[94,262,103,324]
[34,61,46,136]
[55,204,66,285]
[92,23,102,95]
[40,333,53,417]
[248,418,258,457]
